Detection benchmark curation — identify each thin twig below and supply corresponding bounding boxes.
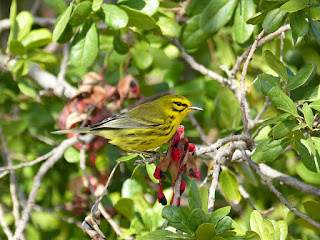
[189,113,210,145]
[0,203,13,240]
[99,205,122,237]
[239,30,265,134]
[280,32,284,62]
[253,97,271,123]
[208,159,221,214]
[243,152,320,229]
[80,146,97,200]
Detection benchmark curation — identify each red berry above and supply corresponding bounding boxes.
[172,148,182,162]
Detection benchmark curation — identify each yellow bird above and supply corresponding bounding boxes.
[52,94,202,151]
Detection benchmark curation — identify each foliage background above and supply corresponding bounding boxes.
[1,0,320,239]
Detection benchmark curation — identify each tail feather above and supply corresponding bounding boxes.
[51,127,91,135]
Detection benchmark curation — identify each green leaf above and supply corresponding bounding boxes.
[28,50,57,64]
[302,103,314,129]
[267,87,299,118]
[131,48,153,70]
[146,163,159,184]
[136,230,194,240]
[303,201,320,220]
[261,219,275,240]
[290,10,308,38]
[195,223,216,240]
[199,186,209,214]
[116,154,137,162]
[262,8,287,33]
[140,0,159,16]
[296,161,320,185]
[312,137,320,156]
[246,10,268,25]
[9,40,26,55]
[209,206,231,226]
[200,0,237,34]
[190,208,209,232]
[7,0,18,53]
[233,162,258,187]
[277,220,288,240]
[42,0,67,13]
[231,0,255,44]
[310,99,320,111]
[219,170,241,202]
[113,30,129,55]
[280,0,308,13]
[69,1,92,27]
[20,28,52,49]
[114,198,134,220]
[258,74,281,95]
[272,120,297,140]
[252,137,291,163]
[216,216,232,234]
[16,11,34,41]
[121,179,143,198]
[157,15,180,38]
[188,179,202,212]
[120,5,156,30]
[102,4,128,30]
[56,24,74,44]
[296,139,320,173]
[284,63,314,92]
[261,113,290,126]
[270,220,280,240]
[250,210,263,237]
[17,78,37,98]
[243,231,261,240]
[63,146,80,163]
[180,14,210,49]
[310,5,320,20]
[70,21,99,67]
[264,50,288,82]
[162,205,193,234]
[52,3,73,42]
[9,59,24,75]
[92,0,103,11]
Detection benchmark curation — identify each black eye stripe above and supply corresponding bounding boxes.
[174,101,188,108]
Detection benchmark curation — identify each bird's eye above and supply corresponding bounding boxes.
[174,101,182,106]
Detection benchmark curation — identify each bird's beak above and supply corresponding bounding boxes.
[188,106,203,111]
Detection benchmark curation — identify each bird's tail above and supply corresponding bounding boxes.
[51,127,91,135]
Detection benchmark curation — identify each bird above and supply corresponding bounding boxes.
[52,94,202,152]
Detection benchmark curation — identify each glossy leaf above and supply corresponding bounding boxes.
[116,154,137,162]
[92,0,103,11]
[231,0,255,44]
[64,146,80,163]
[310,99,320,111]
[233,162,258,187]
[121,179,143,198]
[186,0,211,17]
[190,208,209,232]
[113,30,129,54]
[250,210,263,237]
[246,10,268,25]
[131,48,153,70]
[262,8,287,33]
[7,0,18,52]
[302,103,314,129]
[157,16,180,38]
[28,50,57,64]
[199,186,209,214]
[280,0,308,13]
[262,113,290,126]
[16,11,33,41]
[136,230,194,240]
[312,137,320,156]
[162,205,193,234]
[195,223,216,240]
[102,4,128,30]
[114,198,134,220]
[69,1,92,27]
[140,0,159,16]
[219,170,241,202]
[42,0,67,13]
[252,137,290,163]
[267,87,299,118]
[310,5,320,20]
[264,50,288,82]
[70,21,99,67]
[9,40,26,55]
[296,139,320,173]
[277,220,288,240]
[180,14,210,49]
[188,179,202,212]
[21,28,52,49]
[284,64,314,91]
[216,216,232,234]
[208,206,231,226]
[262,219,275,240]
[200,0,237,34]
[120,5,156,30]
[52,4,73,42]
[272,120,297,139]
[290,10,308,38]
[146,163,159,184]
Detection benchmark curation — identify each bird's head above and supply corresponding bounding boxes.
[157,94,203,120]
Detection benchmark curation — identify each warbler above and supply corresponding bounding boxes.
[52,94,202,151]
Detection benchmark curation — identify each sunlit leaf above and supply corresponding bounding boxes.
[219,170,241,202]
[102,4,128,30]
[69,1,92,27]
[52,3,73,42]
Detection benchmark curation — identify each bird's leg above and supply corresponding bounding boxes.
[133,150,166,165]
